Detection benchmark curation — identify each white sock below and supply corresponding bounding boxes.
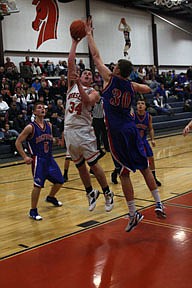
[127,200,136,217]
[151,189,161,204]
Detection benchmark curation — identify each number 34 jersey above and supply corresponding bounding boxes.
[64,83,94,131]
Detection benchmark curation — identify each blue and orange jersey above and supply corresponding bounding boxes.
[27,120,53,158]
[102,75,135,131]
[135,111,149,140]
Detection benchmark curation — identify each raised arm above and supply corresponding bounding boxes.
[85,18,111,85]
[68,39,79,90]
[132,81,151,94]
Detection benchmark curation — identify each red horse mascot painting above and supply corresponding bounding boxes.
[32,0,59,49]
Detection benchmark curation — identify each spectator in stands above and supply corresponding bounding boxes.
[78,59,85,72]
[0,94,9,111]
[32,77,41,92]
[153,92,173,116]
[26,86,38,108]
[4,57,17,72]
[49,81,60,104]
[186,66,192,81]
[0,66,6,82]
[31,58,42,76]
[56,60,66,76]
[7,99,21,124]
[183,98,192,112]
[13,112,29,134]
[57,75,68,103]
[177,72,187,86]
[43,60,55,76]
[14,86,27,111]
[1,82,12,106]
[5,66,19,81]
[2,123,19,155]
[130,66,139,82]
[155,83,170,103]
[38,81,50,104]
[93,71,103,87]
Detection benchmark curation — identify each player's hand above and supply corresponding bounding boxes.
[183,125,190,136]
[24,156,33,165]
[70,72,80,83]
[151,140,156,147]
[85,15,93,35]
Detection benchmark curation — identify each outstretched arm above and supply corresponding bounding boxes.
[68,39,80,90]
[132,82,151,94]
[85,18,111,85]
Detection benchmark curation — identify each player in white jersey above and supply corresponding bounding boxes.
[64,37,114,212]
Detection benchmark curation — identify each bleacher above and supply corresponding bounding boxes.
[152,98,192,136]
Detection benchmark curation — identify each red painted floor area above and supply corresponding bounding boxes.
[0,193,192,288]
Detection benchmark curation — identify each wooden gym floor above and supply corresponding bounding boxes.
[0,133,192,288]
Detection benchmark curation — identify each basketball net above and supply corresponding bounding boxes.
[154,0,183,8]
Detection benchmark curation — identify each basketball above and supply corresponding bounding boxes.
[70,19,86,41]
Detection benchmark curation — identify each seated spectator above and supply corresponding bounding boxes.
[153,92,174,116]
[7,100,21,125]
[183,98,192,112]
[13,112,29,134]
[2,123,19,155]
[31,77,41,92]
[0,94,9,111]
[31,57,42,76]
[93,71,103,87]
[14,86,27,111]
[57,75,67,103]
[5,66,19,81]
[43,60,55,76]
[26,86,38,107]
[155,83,170,103]
[4,57,18,72]
[38,81,51,104]
[78,59,85,72]
[1,82,12,106]
[173,81,189,101]
[0,66,6,82]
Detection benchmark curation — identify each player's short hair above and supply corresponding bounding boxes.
[33,101,45,111]
[117,59,133,78]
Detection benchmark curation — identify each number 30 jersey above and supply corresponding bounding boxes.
[64,83,93,131]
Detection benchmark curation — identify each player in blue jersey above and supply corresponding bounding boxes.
[85,17,166,232]
[111,98,161,186]
[15,102,64,221]
[135,98,161,186]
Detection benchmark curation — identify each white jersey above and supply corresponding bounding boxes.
[64,83,93,130]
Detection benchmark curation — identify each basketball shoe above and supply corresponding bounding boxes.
[46,196,63,207]
[87,189,100,211]
[104,190,114,212]
[155,202,166,219]
[29,208,42,221]
[125,211,144,232]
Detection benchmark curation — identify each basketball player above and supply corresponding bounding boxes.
[118,18,131,57]
[15,102,64,220]
[64,37,114,212]
[111,98,161,186]
[85,18,166,232]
